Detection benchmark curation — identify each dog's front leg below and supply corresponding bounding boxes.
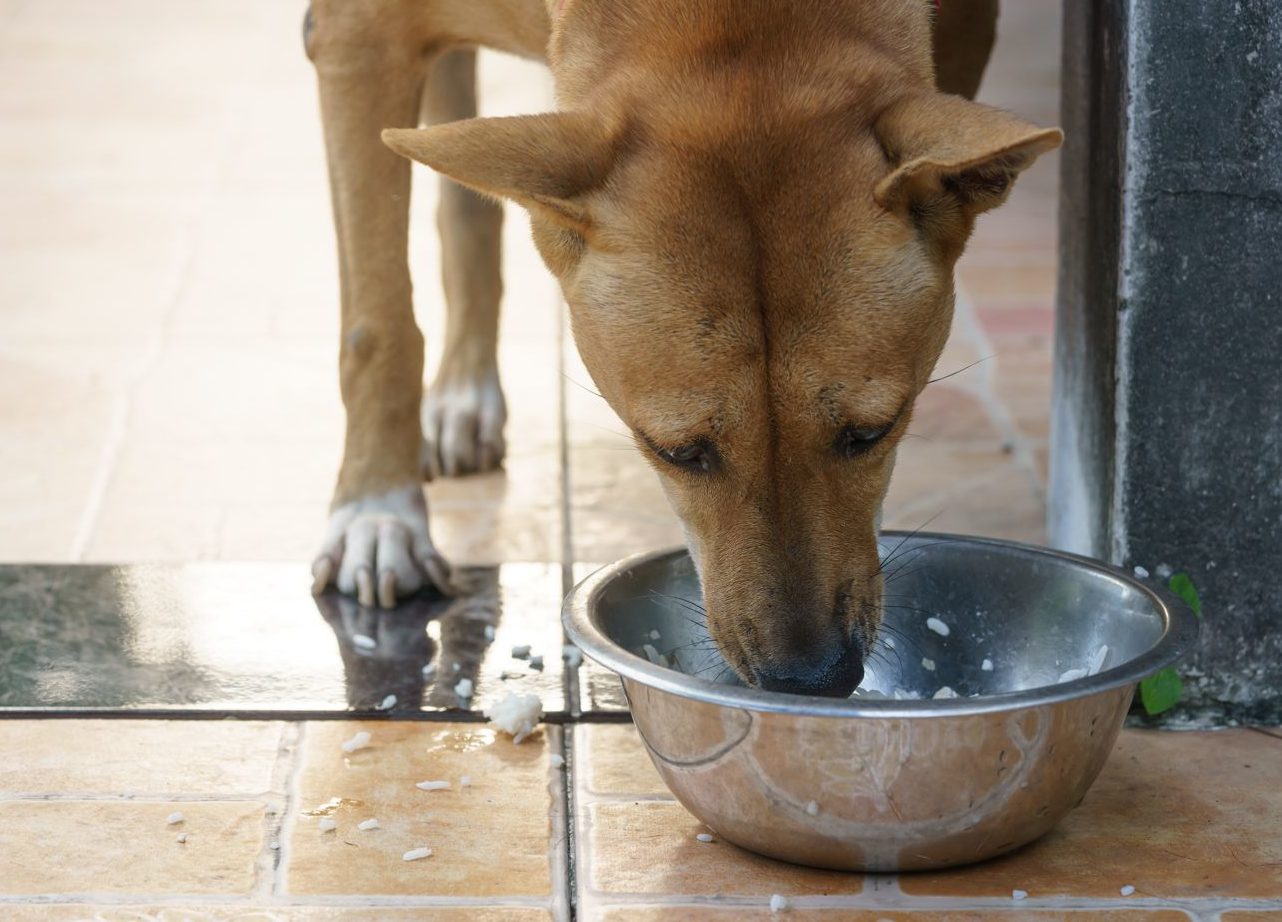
[309,18,451,607]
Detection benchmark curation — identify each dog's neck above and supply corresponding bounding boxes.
[548,0,935,118]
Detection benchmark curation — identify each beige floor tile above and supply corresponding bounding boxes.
[1222,913,1282,921]
[0,720,282,795]
[585,801,865,898]
[3,907,550,921]
[956,264,1057,303]
[0,352,115,560]
[884,460,1045,544]
[578,724,668,798]
[0,800,263,895]
[286,721,556,897]
[906,385,1003,444]
[599,911,1189,922]
[901,729,1282,901]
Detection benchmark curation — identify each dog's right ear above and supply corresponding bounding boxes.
[382,113,613,234]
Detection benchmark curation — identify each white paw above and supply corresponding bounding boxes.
[311,485,455,607]
[421,366,506,479]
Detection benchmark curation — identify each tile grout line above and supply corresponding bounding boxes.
[547,724,572,922]
[269,721,306,899]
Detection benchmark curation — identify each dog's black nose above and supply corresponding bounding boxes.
[754,634,865,698]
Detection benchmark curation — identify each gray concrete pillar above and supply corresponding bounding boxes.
[1050,0,1282,722]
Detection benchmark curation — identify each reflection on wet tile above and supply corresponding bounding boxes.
[0,801,263,895]
[901,729,1282,900]
[0,720,282,795]
[0,562,566,715]
[577,724,667,797]
[286,721,555,898]
[4,907,551,921]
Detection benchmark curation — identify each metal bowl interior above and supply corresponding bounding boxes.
[568,533,1198,716]
[563,533,1199,871]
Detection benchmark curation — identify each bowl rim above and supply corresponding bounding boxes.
[562,531,1201,718]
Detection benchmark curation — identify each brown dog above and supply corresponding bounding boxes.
[307,0,1060,696]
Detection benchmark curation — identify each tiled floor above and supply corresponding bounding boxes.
[3,1,1280,921]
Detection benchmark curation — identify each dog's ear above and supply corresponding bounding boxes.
[873,93,1062,222]
[382,113,613,233]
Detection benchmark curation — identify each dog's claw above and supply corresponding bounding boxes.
[356,566,376,608]
[315,485,452,607]
[378,569,397,609]
[310,556,334,595]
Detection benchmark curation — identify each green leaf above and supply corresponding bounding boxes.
[1168,572,1202,618]
[1140,667,1183,715]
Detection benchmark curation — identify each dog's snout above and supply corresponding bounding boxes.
[755,632,865,698]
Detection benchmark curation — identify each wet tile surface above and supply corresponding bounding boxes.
[576,724,666,797]
[0,800,264,895]
[285,721,558,898]
[0,563,569,715]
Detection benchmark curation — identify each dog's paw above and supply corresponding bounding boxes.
[311,485,455,607]
[421,365,506,480]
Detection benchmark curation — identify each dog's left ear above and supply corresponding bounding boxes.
[873,93,1062,221]
[382,113,614,233]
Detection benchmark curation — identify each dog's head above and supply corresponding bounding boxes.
[386,86,1058,696]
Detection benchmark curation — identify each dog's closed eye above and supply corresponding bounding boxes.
[833,422,893,459]
[647,436,720,474]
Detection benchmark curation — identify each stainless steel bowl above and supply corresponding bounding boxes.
[563,532,1199,871]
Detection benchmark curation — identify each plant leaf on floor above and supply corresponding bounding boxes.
[1168,572,1202,618]
[1140,666,1184,715]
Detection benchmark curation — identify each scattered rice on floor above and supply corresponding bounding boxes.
[981,658,994,672]
[529,654,544,670]
[377,694,397,710]
[175,833,188,844]
[402,847,432,861]
[166,812,184,825]
[484,625,495,641]
[921,658,936,671]
[1120,884,1135,896]
[460,776,472,787]
[416,780,450,791]
[1133,565,1150,578]
[696,833,714,843]
[484,691,543,744]
[511,644,532,659]
[318,818,337,833]
[562,644,583,668]
[341,731,371,753]
[454,678,473,699]
[926,617,950,637]
[805,801,819,816]
[769,894,788,912]
[550,754,565,768]
[1012,889,1028,901]
[357,818,379,831]
[352,634,376,649]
